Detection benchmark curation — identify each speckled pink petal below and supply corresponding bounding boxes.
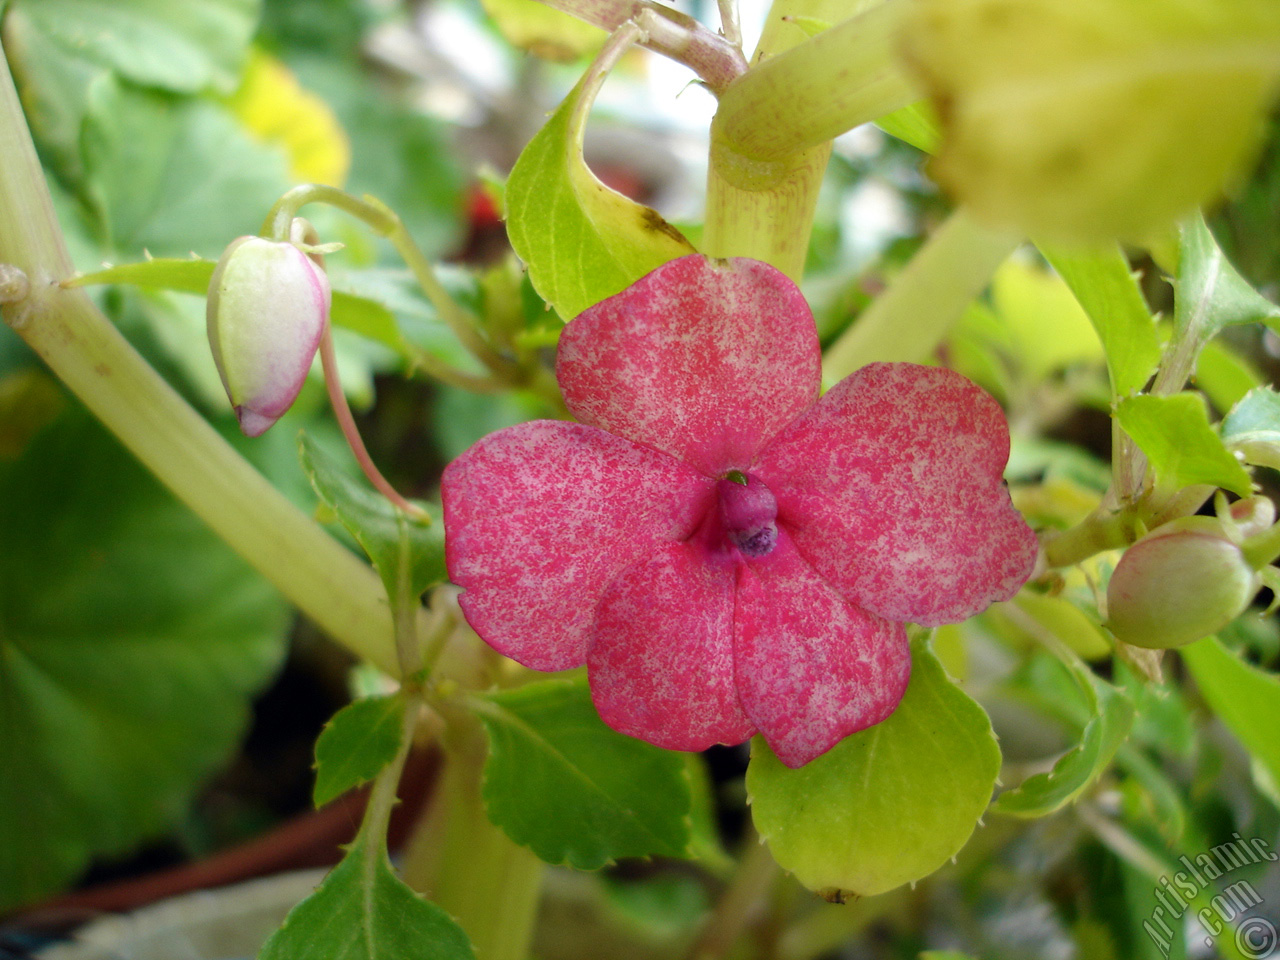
[734,531,910,768]
[442,420,713,670]
[754,362,1038,627]
[557,255,821,477]
[587,544,755,751]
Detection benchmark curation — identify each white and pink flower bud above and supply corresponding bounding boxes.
[1107,516,1261,650]
[206,235,331,437]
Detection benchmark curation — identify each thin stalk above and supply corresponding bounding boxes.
[530,0,746,91]
[687,830,780,960]
[0,41,400,675]
[575,19,646,130]
[823,208,1020,378]
[318,322,427,521]
[1042,505,1142,568]
[1149,329,1205,399]
[362,691,419,846]
[718,0,743,52]
[713,0,916,163]
[264,185,522,385]
[392,520,425,678]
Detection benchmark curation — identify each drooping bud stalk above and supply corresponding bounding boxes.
[1107,516,1261,650]
[220,209,428,521]
[207,233,330,437]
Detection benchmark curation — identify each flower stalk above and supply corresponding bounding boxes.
[823,207,1020,377]
[530,0,747,91]
[263,184,521,386]
[317,319,428,521]
[713,0,916,164]
[400,705,544,960]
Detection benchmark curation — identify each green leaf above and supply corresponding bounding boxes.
[257,831,475,960]
[992,667,1134,818]
[874,100,941,154]
[70,258,421,363]
[298,433,445,604]
[80,75,290,258]
[470,678,692,869]
[1,7,110,181]
[1180,636,1280,798]
[1115,393,1254,496]
[73,257,215,294]
[2,0,258,177]
[333,266,481,372]
[1222,385,1280,471]
[313,694,407,808]
[1176,214,1280,346]
[0,406,288,910]
[8,0,257,95]
[1195,339,1265,413]
[1040,244,1161,398]
[746,639,1000,899]
[904,0,1280,242]
[505,74,694,320]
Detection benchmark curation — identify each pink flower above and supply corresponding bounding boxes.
[442,255,1037,767]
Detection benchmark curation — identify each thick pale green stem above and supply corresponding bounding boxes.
[0,39,400,675]
[703,0,914,278]
[1042,505,1141,568]
[401,710,544,960]
[702,143,832,280]
[823,208,1020,378]
[715,0,915,163]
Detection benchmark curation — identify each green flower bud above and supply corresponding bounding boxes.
[1107,516,1260,649]
[207,235,331,437]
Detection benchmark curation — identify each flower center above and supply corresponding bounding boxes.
[718,474,778,558]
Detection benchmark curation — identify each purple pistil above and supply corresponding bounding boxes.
[718,474,779,558]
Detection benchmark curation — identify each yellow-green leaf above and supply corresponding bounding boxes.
[1181,637,1280,797]
[746,639,999,899]
[1116,393,1254,496]
[505,75,694,320]
[1041,244,1161,398]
